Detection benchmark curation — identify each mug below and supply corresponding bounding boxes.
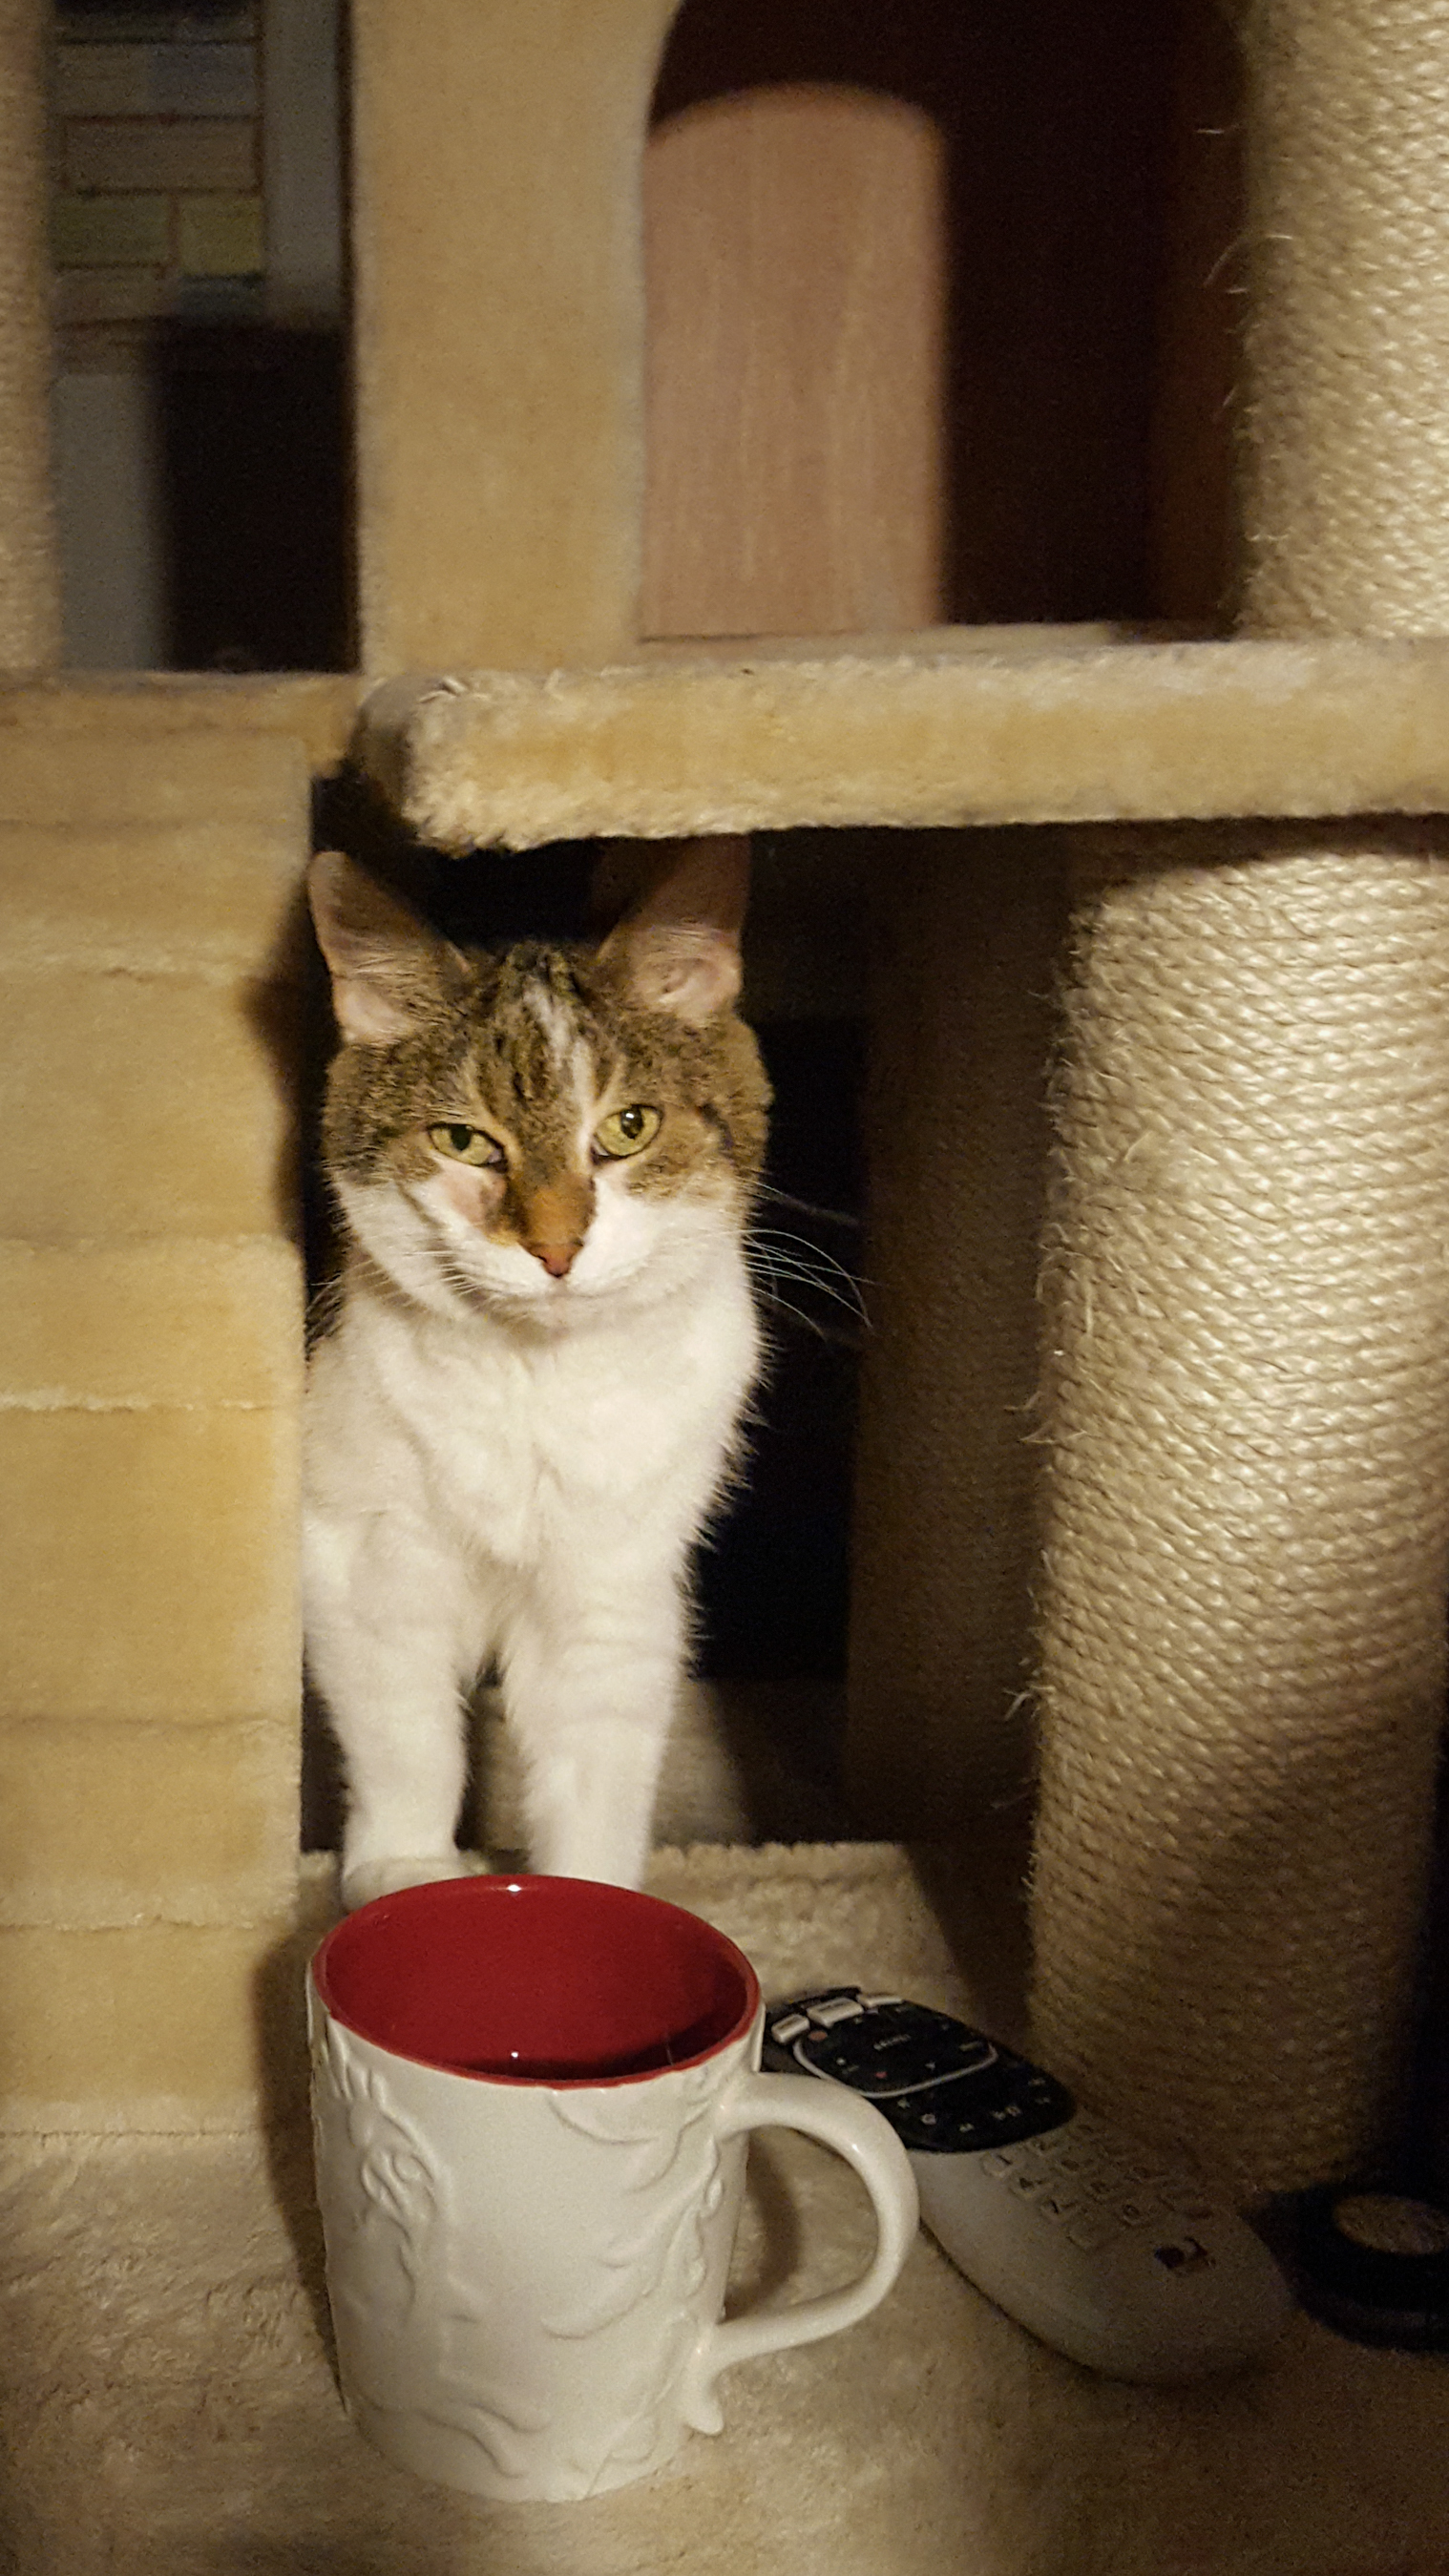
[307,1874,918,2503]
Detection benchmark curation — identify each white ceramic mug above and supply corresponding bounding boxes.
[307,1874,918,2503]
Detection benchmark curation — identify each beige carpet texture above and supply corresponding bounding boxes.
[3,1844,1447,2576]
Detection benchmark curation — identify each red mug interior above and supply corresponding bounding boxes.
[311,1874,760,2084]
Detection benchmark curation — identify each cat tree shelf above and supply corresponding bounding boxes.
[360,626,1449,852]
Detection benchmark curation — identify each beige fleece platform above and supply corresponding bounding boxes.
[360,628,1449,852]
[1,1841,1445,2576]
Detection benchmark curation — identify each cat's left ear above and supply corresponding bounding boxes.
[597,837,749,1024]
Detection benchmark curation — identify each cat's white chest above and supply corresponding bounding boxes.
[306,1254,756,1573]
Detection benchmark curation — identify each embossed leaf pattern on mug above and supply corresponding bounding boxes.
[316,2023,550,2476]
[540,2064,734,2492]
[541,2062,722,2334]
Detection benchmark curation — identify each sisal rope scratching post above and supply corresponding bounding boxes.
[1240,0,1449,639]
[0,0,59,673]
[848,833,1063,1833]
[1030,0,1449,2195]
[1032,829,1449,2193]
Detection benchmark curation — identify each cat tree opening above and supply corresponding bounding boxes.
[296,820,879,1864]
[642,0,1245,642]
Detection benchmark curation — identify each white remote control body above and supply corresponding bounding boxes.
[763,1988,1293,2382]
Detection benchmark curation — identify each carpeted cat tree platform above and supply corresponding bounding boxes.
[5,0,1449,2566]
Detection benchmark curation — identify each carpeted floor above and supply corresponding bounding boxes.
[2,1843,1446,2576]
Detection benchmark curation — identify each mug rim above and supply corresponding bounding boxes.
[310,1873,763,2087]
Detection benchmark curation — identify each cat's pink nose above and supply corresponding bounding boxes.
[516,1179,591,1279]
[528,1241,579,1279]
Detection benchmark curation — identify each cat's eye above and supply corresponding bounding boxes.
[593,1104,662,1161]
[428,1122,505,1168]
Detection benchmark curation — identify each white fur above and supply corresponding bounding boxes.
[304,1166,758,1907]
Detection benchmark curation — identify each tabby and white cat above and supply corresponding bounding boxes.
[304,840,769,1910]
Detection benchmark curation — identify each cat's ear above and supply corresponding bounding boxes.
[307,851,465,1043]
[597,836,749,1024]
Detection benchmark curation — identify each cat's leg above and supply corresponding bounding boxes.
[304,1506,489,1910]
[500,1559,688,1888]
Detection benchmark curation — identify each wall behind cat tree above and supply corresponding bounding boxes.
[48,0,345,671]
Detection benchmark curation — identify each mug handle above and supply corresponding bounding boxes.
[680,2069,920,2434]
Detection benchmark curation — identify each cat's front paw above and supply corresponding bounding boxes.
[339,1851,487,1912]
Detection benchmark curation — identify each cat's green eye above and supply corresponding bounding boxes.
[429,1122,504,1168]
[594,1104,662,1161]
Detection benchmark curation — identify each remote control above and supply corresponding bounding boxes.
[762,1988,1293,2382]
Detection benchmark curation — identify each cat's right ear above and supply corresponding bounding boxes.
[307,852,463,1043]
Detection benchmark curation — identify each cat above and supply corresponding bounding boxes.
[303,838,770,1910]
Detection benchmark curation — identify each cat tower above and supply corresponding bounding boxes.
[5,10,1449,2551]
[349,0,1449,2202]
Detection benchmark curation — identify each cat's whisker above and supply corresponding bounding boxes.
[750,1262,865,1326]
[755,1183,863,1232]
[754,1285,864,1349]
[430,1246,483,1306]
[747,1239,865,1300]
[747,1232,870,1327]
[751,1225,871,1300]
[305,1271,347,1345]
[746,1275,870,1351]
